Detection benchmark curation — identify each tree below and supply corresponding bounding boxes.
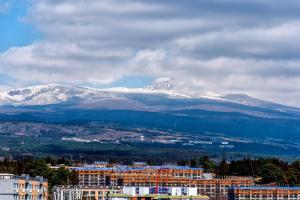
[217,158,230,176]
[199,156,215,172]
[258,163,284,184]
[284,168,298,185]
[190,159,197,168]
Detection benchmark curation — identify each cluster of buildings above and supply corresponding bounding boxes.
[3,161,300,200]
[52,162,300,200]
[0,173,48,200]
[52,162,254,200]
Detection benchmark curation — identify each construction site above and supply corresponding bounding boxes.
[70,164,254,200]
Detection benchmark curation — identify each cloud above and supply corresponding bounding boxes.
[0,42,133,84]
[175,22,300,60]
[1,0,300,106]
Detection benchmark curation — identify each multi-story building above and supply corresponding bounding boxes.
[72,165,254,200]
[196,178,254,200]
[52,186,122,200]
[121,186,198,196]
[109,186,209,200]
[0,173,48,200]
[52,186,83,200]
[52,186,208,200]
[74,166,204,187]
[108,194,209,200]
[228,186,300,200]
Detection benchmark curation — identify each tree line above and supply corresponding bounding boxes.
[1,155,300,192]
[0,156,78,192]
[180,156,300,186]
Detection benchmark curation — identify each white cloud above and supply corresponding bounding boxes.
[1,0,300,106]
[0,42,133,84]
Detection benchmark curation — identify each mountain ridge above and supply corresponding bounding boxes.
[0,83,296,111]
[0,83,300,158]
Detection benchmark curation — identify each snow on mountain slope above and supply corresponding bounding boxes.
[0,83,190,106]
[219,93,300,113]
[0,84,94,105]
[0,77,200,106]
[220,94,275,107]
[0,80,299,116]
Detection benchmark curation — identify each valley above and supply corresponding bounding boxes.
[0,119,299,160]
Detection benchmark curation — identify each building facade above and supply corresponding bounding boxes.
[72,165,254,200]
[228,186,300,200]
[74,166,204,187]
[108,194,209,200]
[52,186,208,200]
[0,173,48,200]
[110,186,208,200]
[52,186,122,200]
[196,178,254,200]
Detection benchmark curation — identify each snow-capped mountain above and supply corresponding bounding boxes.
[1,81,300,158]
[0,77,262,106]
[0,80,299,117]
[0,84,94,105]
[0,82,188,106]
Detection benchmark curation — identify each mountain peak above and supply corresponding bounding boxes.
[146,77,175,91]
[0,83,297,114]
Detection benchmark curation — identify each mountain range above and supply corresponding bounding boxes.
[0,79,300,159]
[0,78,298,115]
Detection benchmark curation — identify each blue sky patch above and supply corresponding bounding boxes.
[0,1,39,52]
[109,75,155,88]
[0,73,15,84]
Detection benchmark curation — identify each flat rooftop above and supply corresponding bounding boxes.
[232,186,300,190]
[74,166,203,171]
[0,173,47,182]
[108,194,209,199]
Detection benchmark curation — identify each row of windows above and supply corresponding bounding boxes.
[13,194,46,200]
[235,194,300,198]
[15,184,45,190]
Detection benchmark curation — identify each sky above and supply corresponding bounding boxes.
[1,0,300,106]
